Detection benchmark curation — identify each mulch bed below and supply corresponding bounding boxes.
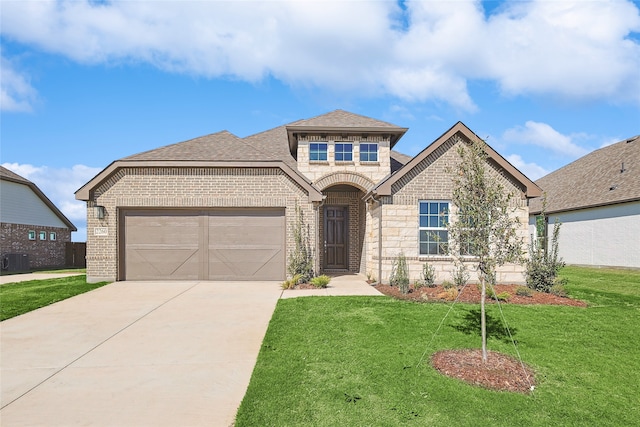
[374,283,587,307]
[375,282,586,393]
[431,349,537,393]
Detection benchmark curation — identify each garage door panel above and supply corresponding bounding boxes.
[127,248,199,280]
[123,209,284,281]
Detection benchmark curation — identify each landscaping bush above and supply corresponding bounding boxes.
[417,261,436,288]
[526,216,567,293]
[389,252,410,294]
[451,262,469,287]
[281,274,302,290]
[310,275,331,288]
[287,204,314,283]
[515,286,533,297]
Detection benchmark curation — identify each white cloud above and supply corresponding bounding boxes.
[0,53,38,112]
[1,0,639,110]
[506,154,550,181]
[502,121,589,158]
[1,163,102,241]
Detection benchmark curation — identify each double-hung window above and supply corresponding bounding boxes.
[360,143,378,162]
[309,143,328,161]
[335,143,353,162]
[419,201,449,255]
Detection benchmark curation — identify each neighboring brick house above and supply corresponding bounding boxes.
[1,166,77,271]
[76,110,541,283]
[530,135,640,269]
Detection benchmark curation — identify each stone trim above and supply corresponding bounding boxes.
[315,171,375,192]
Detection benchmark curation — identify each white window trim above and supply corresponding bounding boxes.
[419,200,450,256]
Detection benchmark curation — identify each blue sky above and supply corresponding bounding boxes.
[1,0,639,241]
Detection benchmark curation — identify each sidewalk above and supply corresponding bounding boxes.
[280,273,382,298]
[0,272,84,285]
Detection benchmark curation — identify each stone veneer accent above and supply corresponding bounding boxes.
[365,136,530,285]
[1,223,71,269]
[86,167,315,282]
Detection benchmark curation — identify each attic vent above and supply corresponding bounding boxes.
[627,136,639,143]
[609,184,618,191]
[621,162,626,173]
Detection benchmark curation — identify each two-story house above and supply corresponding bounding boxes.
[76,110,541,284]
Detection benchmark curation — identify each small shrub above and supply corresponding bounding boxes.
[451,263,469,287]
[281,273,302,290]
[389,252,410,295]
[526,215,566,293]
[419,262,436,288]
[437,287,458,301]
[515,286,533,297]
[442,280,455,290]
[496,291,511,302]
[550,282,567,297]
[310,275,331,288]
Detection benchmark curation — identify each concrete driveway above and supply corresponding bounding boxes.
[0,280,282,427]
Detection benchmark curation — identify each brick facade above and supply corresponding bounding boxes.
[365,135,530,285]
[1,222,71,270]
[86,167,315,282]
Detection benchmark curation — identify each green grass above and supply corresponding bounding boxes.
[0,275,109,321]
[236,267,640,426]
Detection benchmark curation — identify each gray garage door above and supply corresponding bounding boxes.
[123,209,285,281]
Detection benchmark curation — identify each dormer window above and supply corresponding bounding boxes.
[310,143,328,161]
[360,143,378,162]
[335,143,353,162]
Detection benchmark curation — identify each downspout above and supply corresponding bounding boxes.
[377,198,383,285]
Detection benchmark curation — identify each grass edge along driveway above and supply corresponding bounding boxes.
[0,275,109,321]
[236,266,640,427]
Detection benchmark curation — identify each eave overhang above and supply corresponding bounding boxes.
[75,160,324,203]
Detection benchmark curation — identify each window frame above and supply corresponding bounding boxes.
[50,232,57,241]
[419,200,449,256]
[359,143,378,162]
[28,230,36,241]
[334,142,353,162]
[39,231,47,241]
[309,143,328,162]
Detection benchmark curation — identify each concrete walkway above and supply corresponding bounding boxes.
[0,272,84,285]
[0,274,380,426]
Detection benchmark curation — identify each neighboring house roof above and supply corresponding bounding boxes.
[285,109,408,154]
[530,135,640,215]
[0,166,77,231]
[368,121,542,199]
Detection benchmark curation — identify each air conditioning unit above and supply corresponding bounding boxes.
[2,253,30,272]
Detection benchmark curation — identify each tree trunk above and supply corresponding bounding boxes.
[481,276,488,363]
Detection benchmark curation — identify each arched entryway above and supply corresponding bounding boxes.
[318,183,368,274]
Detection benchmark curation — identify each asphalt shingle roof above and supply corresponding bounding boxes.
[530,135,640,214]
[289,109,404,129]
[0,166,31,184]
[122,130,282,162]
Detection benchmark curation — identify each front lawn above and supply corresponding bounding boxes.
[236,267,640,426]
[0,275,109,321]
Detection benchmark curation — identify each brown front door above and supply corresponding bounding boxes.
[324,206,348,270]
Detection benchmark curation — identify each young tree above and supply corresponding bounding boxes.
[448,138,525,362]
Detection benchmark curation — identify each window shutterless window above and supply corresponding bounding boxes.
[39,231,47,241]
[335,143,353,162]
[419,201,449,255]
[28,230,36,240]
[309,143,328,161]
[360,143,378,162]
[50,232,57,241]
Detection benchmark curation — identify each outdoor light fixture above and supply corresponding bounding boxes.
[93,205,106,219]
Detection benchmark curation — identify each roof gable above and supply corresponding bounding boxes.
[285,109,408,154]
[531,135,640,214]
[369,122,542,199]
[0,166,77,231]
